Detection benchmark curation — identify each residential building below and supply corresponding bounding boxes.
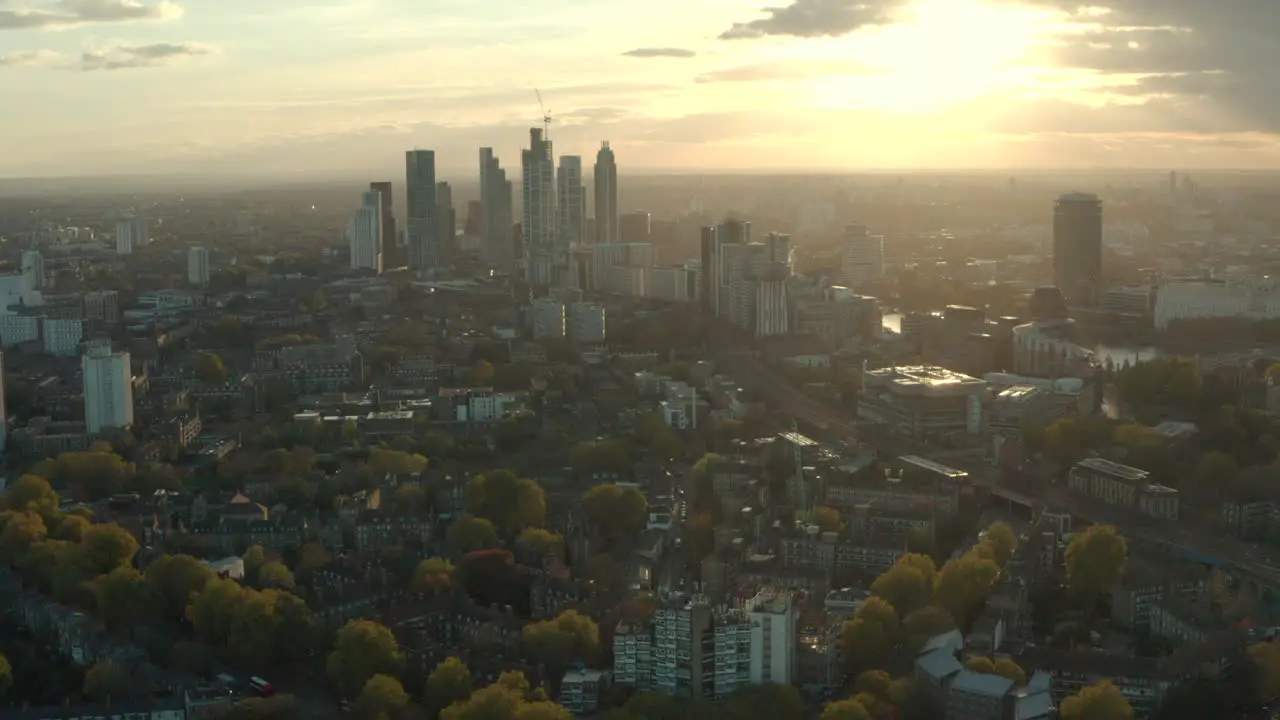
[858,365,987,442]
[560,668,606,715]
[593,142,619,245]
[946,671,1014,720]
[436,181,455,265]
[350,189,384,273]
[1053,193,1104,307]
[653,596,713,699]
[745,588,796,685]
[82,342,134,433]
[840,224,884,290]
[613,620,653,691]
[522,127,558,287]
[115,216,148,255]
[568,302,606,344]
[369,181,397,255]
[557,155,586,250]
[85,290,120,323]
[480,147,515,271]
[1068,457,1179,521]
[42,318,83,356]
[188,246,210,287]
[531,299,566,340]
[406,149,439,275]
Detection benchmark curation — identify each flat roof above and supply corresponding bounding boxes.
[865,365,984,389]
[778,431,818,447]
[1076,457,1149,481]
[900,455,969,480]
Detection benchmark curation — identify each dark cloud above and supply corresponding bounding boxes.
[78,41,210,71]
[696,59,872,83]
[0,0,179,30]
[719,0,900,40]
[622,47,696,58]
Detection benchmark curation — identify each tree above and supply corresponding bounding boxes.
[145,553,214,620]
[369,449,429,476]
[356,674,409,719]
[0,510,47,564]
[1059,681,1134,720]
[258,561,296,589]
[517,527,564,561]
[412,557,455,595]
[581,484,648,540]
[426,657,473,715]
[854,596,899,635]
[448,515,501,554]
[993,658,1027,686]
[903,606,956,644]
[390,483,427,516]
[840,618,894,677]
[36,449,134,500]
[820,698,871,720]
[1065,525,1128,604]
[196,353,229,385]
[242,545,267,585]
[854,670,892,698]
[189,577,248,645]
[936,551,1001,628]
[570,439,631,478]
[327,620,404,699]
[965,657,996,675]
[83,660,131,703]
[466,470,546,535]
[517,703,573,720]
[441,682,522,720]
[1,474,60,516]
[79,523,139,576]
[982,522,1018,566]
[92,565,151,632]
[870,564,932,618]
[0,653,11,697]
[523,610,599,677]
[1195,451,1239,494]
[812,506,842,533]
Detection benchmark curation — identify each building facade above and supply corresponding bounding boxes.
[82,343,134,433]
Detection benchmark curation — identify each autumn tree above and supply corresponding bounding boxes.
[79,523,139,576]
[581,483,648,540]
[258,561,296,589]
[840,597,898,676]
[369,448,429,475]
[196,353,229,385]
[327,620,404,699]
[870,563,932,617]
[964,657,995,674]
[1060,681,1134,720]
[812,506,842,533]
[523,610,599,677]
[92,565,151,632]
[412,557,455,595]
[982,522,1018,566]
[84,660,132,703]
[0,653,11,697]
[1,474,60,516]
[993,658,1027,686]
[1066,525,1128,605]
[569,439,631,478]
[903,606,956,649]
[242,545,267,585]
[517,527,564,561]
[356,674,409,719]
[466,470,546,535]
[448,515,501,554]
[936,548,1001,628]
[35,449,134,501]
[821,698,871,720]
[145,553,214,620]
[426,657,473,715]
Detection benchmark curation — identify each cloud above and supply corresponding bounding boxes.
[696,59,873,83]
[719,0,901,40]
[77,41,211,70]
[0,49,57,66]
[0,0,182,30]
[622,47,696,58]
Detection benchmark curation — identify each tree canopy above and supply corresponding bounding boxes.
[1060,681,1134,720]
[466,470,546,535]
[326,619,404,699]
[581,484,648,540]
[1066,525,1128,604]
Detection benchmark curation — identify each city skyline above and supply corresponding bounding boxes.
[3,0,1279,177]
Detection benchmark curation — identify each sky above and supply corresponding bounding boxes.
[2,0,1279,177]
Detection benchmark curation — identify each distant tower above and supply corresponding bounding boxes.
[82,342,134,434]
[21,250,44,291]
[369,181,396,255]
[840,224,884,290]
[349,190,383,273]
[436,181,455,265]
[593,142,619,245]
[115,216,148,255]
[405,150,438,276]
[188,246,210,287]
[480,148,515,272]
[522,127,557,286]
[557,155,587,250]
[1053,193,1104,308]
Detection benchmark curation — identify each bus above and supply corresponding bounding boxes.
[248,677,275,696]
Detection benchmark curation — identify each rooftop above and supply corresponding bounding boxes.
[899,455,969,481]
[865,365,985,391]
[951,669,1015,698]
[1075,457,1149,482]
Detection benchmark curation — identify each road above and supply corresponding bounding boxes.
[713,340,1280,590]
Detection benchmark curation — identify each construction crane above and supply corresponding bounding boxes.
[535,89,552,138]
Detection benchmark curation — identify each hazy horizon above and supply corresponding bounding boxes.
[4,0,1278,177]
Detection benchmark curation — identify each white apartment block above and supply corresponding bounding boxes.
[613,621,653,691]
[115,216,149,255]
[841,224,884,290]
[188,246,211,287]
[746,589,797,685]
[349,190,384,273]
[82,343,134,433]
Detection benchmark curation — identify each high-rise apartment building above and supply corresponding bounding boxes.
[369,181,397,256]
[436,181,455,265]
[82,342,134,434]
[1053,193,1104,307]
[522,128,558,286]
[745,589,797,685]
[568,301,606,344]
[593,142,619,245]
[530,298,566,340]
[21,251,44,291]
[115,216,148,255]
[405,150,438,276]
[703,219,752,319]
[557,156,587,251]
[620,210,651,244]
[188,246,210,287]
[480,148,515,272]
[349,190,384,273]
[841,224,884,290]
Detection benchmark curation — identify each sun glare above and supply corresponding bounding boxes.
[807,0,1057,112]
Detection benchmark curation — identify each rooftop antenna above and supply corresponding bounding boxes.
[535,89,552,138]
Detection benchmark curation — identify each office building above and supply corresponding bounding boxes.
[746,589,796,685]
[84,291,119,323]
[349,190,384,273]
[531,299,566,340]
[115,216,148,255]
[21,250,44,291]
[43,318,84,357]
[1068,457,1179,521]
[1053,193,1104,307]
[436,181,455,265]
[557,155,587,250]
[480,148,515,272]
[841,224,884,289]
[522,127,558,286]
[620,211,651,245]
[369,182,397,262]
[648,265,699,303]
[405,150,439,275]
[569,302,606,344]
[593,141,619,245]
[188,246,210,287]
[858,365,987,442]
[82,343,134,434]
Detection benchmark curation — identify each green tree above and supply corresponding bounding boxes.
[84,660,131,702]
[982,522,1018,566]
[854,670,892,698]
[688,513,715,561]
[522,610,599,677]
[903,606,956,645]
[390,483,428,516]
[870,564,932,618]
[993,658,1027,686]
[0,510,47,564]
[466,470,546,535]
[821,698,871,720]
[258,561,296,589]
[517,527,564,561]
[369,449,429,475]
[1066,525,1128,604]
[1060,681,1134,720]
[569,439,631,478]
[441,682,522,720]
[581,484,648,540]
[412,557,456,595]
[327,619,404,699]
[196,353,229,385]
[36,449,134,501]
[448,516,501,554]
[356,674,409,719]
[1,474,60,516]
[1195,451,1239,494]
[242,545,267,585]
[78,523,139,576]
[426,657,473,715]
[840,618,894,677]
[145,553,215,620]
[189,577,248,645]
[936,550,1001,628]
[92,565,151,632]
